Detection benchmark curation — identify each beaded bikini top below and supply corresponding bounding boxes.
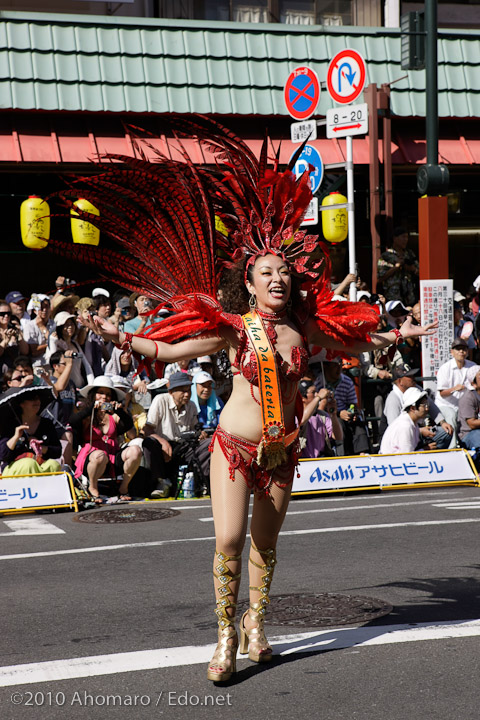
[228,313,309,387]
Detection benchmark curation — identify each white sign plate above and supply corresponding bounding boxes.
[0,472,75,511]
[300,198,318,226]
[326,103,368,139]
[293,449,477,494]
[420,279,454,394]
[290,120,317,144]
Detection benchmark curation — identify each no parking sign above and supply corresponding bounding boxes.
[284,67,321,120]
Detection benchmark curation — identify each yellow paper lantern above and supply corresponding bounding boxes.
[71,198,100,246]
[20,196,50,249]
[321,192,348,243]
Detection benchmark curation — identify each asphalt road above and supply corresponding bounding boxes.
[1,485,480,720]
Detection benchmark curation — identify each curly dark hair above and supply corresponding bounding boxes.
[218,257,305,316]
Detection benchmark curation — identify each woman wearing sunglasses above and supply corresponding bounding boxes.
[0,299,28,368]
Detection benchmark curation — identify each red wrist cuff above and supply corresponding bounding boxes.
[391,328,402,345]
[115,332,133,352]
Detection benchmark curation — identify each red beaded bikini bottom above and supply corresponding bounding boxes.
[209,425,299,496]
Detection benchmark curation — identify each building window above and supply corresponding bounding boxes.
[279,0,352,25]
[158,0,353,24]
[201,0,269,22]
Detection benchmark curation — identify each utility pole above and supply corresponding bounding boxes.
[416,0,449,280]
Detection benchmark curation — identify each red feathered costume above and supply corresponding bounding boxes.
[46,115,378,368]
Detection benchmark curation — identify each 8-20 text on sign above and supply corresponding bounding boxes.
[326,103,368,139]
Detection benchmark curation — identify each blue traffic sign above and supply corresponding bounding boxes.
[284,67,321,121]
[289,144,324,194]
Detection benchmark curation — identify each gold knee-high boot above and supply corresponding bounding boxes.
[207,550,241,682]
[239,542,276,662]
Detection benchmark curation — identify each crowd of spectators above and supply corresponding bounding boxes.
[1,232,480,503]
[0,278,233,503]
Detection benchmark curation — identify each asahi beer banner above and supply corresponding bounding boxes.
[0,472,74,511]
[420,279,453,393]
[293,450,478,494]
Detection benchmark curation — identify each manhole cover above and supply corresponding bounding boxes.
[73,507,180,524]
[239,593,392,627]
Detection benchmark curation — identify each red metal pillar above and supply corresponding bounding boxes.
[418,196,449,279]
[366,83,381,292]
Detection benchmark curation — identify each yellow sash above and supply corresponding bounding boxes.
[242,311,287,470]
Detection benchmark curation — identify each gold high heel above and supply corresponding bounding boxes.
[239,544,276,663]
[207,550,241,682]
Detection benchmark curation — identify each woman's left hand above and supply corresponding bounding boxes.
[80,313,120,344]
[399,316,438,339]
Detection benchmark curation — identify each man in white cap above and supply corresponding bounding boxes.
[435,337,476,446]
[380,387,430,454]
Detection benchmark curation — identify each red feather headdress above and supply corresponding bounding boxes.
[45,115,378,359]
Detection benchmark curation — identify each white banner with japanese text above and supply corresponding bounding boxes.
[0,472,75,511]
[293,449,478,494]
[420,279,453,393]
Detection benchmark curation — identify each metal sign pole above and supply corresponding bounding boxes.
[346,134,357,301]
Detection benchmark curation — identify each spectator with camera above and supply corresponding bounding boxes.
[109,295,133,330]
[71,376,141,503]
[123,293,156,334]
[0,299,29,368]
[83,293,112,376]
[46,311,94,389]
[41,350,77,466]
[298,380,342,458]
[142,371,208,497]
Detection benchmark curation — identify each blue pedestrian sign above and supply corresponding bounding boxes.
[289,144,324,194]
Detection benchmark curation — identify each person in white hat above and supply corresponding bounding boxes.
[191,371,224,430]
[46,312,94,388]
[380,387,430,454]
[70,376,142,503]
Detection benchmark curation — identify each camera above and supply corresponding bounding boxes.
[70,352,78,358]
[180,431,197,440]
[101,402,115,413]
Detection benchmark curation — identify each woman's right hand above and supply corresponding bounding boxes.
[13,424,29,441]
[80,313,120,344]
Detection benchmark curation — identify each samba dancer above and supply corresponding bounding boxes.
[55,117,436,682]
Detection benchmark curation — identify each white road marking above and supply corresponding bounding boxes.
[291,489,464,503]
[199,497,465,522]
[434,502,480,510]
[1,618,479,687]
[0,518,65,536]
[2,517,480,562]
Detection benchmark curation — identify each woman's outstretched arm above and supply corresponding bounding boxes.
[305,315,438,354]
[80,314,228,362]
